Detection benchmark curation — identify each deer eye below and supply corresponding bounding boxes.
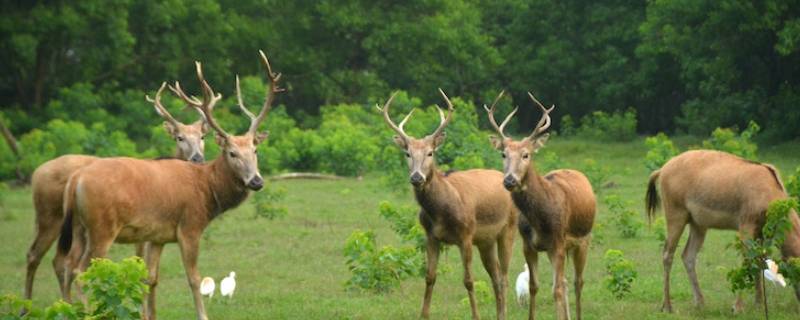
[177,136,184,142]
[523,153,530,159]
[229,151,237,158]
[501,152,507,159]
[427,152,433,157]
[404,152,410,158]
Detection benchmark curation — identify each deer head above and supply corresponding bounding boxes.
[485,91,554,191]
[146,83,210,163]
[378,89,454,187]
[172,50,282,190]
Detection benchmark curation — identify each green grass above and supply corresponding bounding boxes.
[1,137,800,319]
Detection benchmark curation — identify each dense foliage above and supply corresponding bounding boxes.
[603,249,637,299]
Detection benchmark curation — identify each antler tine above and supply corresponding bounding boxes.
[184,61,230,139]
[527,91,555,139]
[146,82,180,126]
[483,90,519,139]
[376,91,412,141]
[245,50,284,135]
[431,88,455,138]
[235,75,257,120]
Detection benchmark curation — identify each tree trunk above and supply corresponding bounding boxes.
[0,120,24,181]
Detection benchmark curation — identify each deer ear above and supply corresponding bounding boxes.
[254,131,269,145]
[214,133,228,147]
[532,133,549,153]
[432,132,446,150]
[163,121,178,137]
[392,135,407,150]
[200,121,211,135]
[489,135,504,150]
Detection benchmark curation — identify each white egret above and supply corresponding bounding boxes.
[220,271,237,298]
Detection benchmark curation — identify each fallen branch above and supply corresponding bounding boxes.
[269,172,345,180]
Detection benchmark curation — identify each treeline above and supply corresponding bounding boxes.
[1,1,799,167]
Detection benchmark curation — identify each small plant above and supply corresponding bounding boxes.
[603,249,637,299]
[603,195,643,238]
[343,230,421,292]
[582,159,612,191]
[785,166,800,198]
[79,257,148,319]
[643,133,678,172]
[702,120,759,160]
[378,201,426,253]
[251,184,288,220]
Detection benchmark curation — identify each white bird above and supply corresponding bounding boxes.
[516,264,530,305]
[764,259,787,287]
[220,271,237,298]
[200,277,216,299]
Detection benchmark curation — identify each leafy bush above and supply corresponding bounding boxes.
[785,166,800,198]
[603,249,637,299]
[559,115,576,137]
[318,116,379,176]
[79,257,148,319]
[251,184,287,220]
[643,133,678,172]
[701,121,759,160]
[603,195,643,238]
[378,201,426,253]
[582,159,611,191]
[572,109,637,141]
[343,230,420,292]
[728,199,799,293]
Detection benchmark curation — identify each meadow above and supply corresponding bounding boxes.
[1,137,799,319]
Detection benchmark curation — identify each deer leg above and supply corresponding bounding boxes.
[142,243,163,320]
[732,222,760,314]
[523,241,539,320]
[681,224,707,307]
[496,229,514,319]
[75,228,115,306]
[24,210,63,300]
[420,237,440,319]
[661,205,688,313]
[459,241,480,320]
[548,247,570,320]
[478,243,504,320]
[61,223,88,303]
[178,229,208,320]
[572,239,589,320]
[135,242,150,259]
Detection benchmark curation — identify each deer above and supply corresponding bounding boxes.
[646,149,800,313]
[23,84,210,301]
[485,91,596,320]
[58,50,282,320]
[377,90,518,320]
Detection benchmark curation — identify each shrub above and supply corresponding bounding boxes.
[17,120,89,176]
[785,166,800,198]
[318,117,379,176]
[603,195,643,238]
[701,120,759,160]
[582,159,611,191]
[79,257,148,319]
[559,114,576,137]
[343,230,420,292]
[378,201,426,254]
[272,128,324,172]
[643,133,679,172]
[603,249,637,299]
[573,109,637,141]
[251,184,288,220]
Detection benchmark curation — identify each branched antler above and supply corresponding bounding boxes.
[527,92,555,140]
[483,90,517,139]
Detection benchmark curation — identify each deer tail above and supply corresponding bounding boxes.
[646,169,661,224]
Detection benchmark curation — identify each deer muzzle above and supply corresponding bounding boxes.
[246,175,264,191]
[190,153,205,163]
[503,174,518,190]
[410,172,425,186]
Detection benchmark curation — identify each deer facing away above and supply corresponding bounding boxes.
[378,90,518,320]
[486,91,596,320]
[58,51,281,320]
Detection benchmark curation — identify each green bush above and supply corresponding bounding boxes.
[573,109,637,141]
[785,166,800,198]
[17,120,90,176]
[272,128,324,173]
[343,230,420,292]
[643,133,678,172]
[378,201,426,254]
[701,121,759,160]
[79,257,148,319]
[603,249,637,299]
[559,115,576,137]
[603,195,643,238]
[318,116,379,176]
[251,184,288,220]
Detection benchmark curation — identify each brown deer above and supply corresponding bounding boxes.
[485,92,595,320]
[646,150,800,313]
[23,84,209,301]
[59,51,281,320]
[378,90,518,320]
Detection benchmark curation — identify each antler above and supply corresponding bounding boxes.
[430,88,455,138]
[483,90,518,139]
[527,91,555,140]
[171,61,229,139]
[146,82,181,126]
[236,50,284,136]
[375,91,414,141]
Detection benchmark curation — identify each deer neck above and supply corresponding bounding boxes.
[413,167,460,218]
[205,158,250,220]
[782,210,800,258]
[513,164,562,238]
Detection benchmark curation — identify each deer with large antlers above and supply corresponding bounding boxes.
[485,92,595,320]
[378,90,518,320]
[646,150,800,313]
[23,84,210,301]
[59,50,282,320]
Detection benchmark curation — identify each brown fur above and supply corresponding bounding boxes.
[22,115,207,301]
[379,90,517,320]
[645,149,800,312]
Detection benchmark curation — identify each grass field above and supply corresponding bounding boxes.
[2,137,800,319]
